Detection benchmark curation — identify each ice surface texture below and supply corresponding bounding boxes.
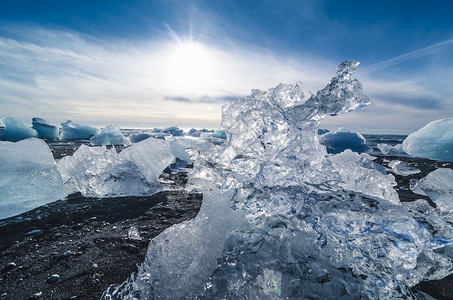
[0,117,38,142]
[377,143,408,156]
[411,168,453,212]
[90,125,130,146]
[58,137,174,197]
[32,117,59,139]
[403,118,453,162]
[319,127,372,154]
[105,62,453,299]
[60,120,100,140]
[0,138,67,219]
[388,160,421,176]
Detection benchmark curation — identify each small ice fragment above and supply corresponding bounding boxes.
[47,274,60,284]
[128,226,142,240]
[388,160,421,176]
[1,262,16,274]
[25,229,43,236]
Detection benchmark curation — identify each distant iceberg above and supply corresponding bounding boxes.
[90,125,130,146]
[60,120,100,140]
[0,138,67,219]
[0,117,38,142]
[188,128,201,137]
[163,125,184,136]
[32,117,59,139]
[402,118,453,162]
[319,127,372,154]
[209,130,227,139]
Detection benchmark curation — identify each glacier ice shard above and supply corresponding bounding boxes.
[377,143,408,156]
[319,127,372,154]
[104,61,453,299]
[402,118,453,162]
[0,138,67,219]
[0,117,38,142]
[32,117,59,139]
[58,137,175,197]
[90,124,131,146]
[388,160,421,176]
[60,120,100,140]
[411,168,453,212]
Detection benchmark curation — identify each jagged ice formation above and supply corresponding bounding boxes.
[103,61,453,299]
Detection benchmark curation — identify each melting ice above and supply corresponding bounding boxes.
[103,61,453,299]
[402,118,453,162]
[0,138,67,219]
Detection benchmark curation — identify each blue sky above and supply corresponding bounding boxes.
[0,0,452,133]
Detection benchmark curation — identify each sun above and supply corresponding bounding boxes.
[164,40,217,93]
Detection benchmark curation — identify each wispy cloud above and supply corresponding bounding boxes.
[362,38,453,74]
[0,25,336,127]
[0,24,452,133]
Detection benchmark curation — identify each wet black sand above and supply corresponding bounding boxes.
[1,152,453,299]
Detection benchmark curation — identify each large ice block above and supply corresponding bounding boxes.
[0,117,38,142]
[58,137,174,197]
[0,138,67,219]
[90,125,130,146]
[32,117,59,139]
[402,118,453,162]
[60,120,100,140]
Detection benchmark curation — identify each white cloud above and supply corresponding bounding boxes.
[0,25,451,133]
[0,26,336,128]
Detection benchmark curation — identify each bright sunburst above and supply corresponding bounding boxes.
[164,40,217,93]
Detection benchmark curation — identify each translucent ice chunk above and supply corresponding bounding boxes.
[90,125,130,146]
[411,168,453,212]
[377,143,408,156]
[106,62,453,300]
[57,145,152,197]
[388,160,421,176]
[0,138,67,219]
[128,226,143,240]
[60,120,100,140]
[0,117,38,142]
[58,138,174,197]
[319,127,372,154]
[32,117,59,139]
[402,118,453,162]
[119,137,174,185]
